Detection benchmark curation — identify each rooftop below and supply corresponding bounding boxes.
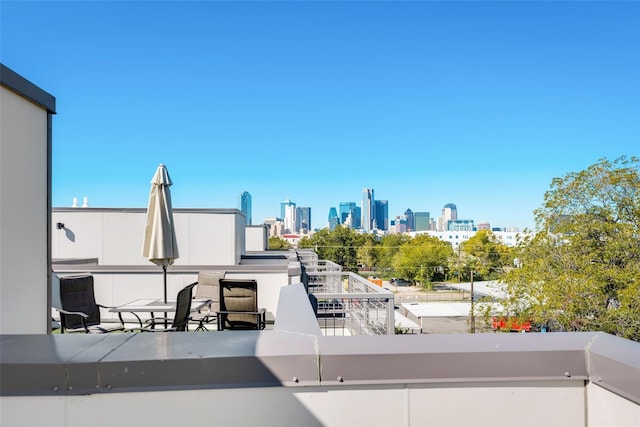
[2,64,639,427]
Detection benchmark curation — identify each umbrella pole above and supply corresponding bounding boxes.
[163,265,168,328]
[163,265,168,303]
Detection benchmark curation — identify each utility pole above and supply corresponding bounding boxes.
[470,270,475,333]
[457,244,461,283]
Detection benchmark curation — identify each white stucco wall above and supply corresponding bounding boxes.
[246,225,268,251]
[0,380,590,427]
[0,86,49,334]
[52,209,245,266]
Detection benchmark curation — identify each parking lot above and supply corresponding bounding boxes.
[382,281,483,334]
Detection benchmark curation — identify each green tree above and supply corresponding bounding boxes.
[356,234,380,269]
[298,233,318,251]
[298,229,329,255]
[378,234,411,272]
[393,234,454,289]
[501,156,640,341]
[299,226,363,272]
[460,229,513,280]
[268,236,291,250]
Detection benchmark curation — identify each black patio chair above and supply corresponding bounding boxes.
[136,282,197,332]
[55,274,125,334]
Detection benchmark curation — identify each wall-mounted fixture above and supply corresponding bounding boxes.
[56,222,65,230]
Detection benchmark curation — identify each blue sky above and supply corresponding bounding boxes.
[3,1,639,231]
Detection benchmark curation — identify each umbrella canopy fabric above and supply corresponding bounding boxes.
[142,164,179,302]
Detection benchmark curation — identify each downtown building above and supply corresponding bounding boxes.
[238,191,252,225]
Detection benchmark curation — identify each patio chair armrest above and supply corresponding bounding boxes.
[217,310,264,316]
[54,307,90,333]
[55,308,89,319]
[216,308,266,331]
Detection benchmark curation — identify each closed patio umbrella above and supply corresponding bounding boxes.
[142,163,179,304]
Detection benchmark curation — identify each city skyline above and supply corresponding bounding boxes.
[268,191,509,233]
[2,1,637,232]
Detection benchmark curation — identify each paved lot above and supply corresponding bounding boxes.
[383,281,486,334]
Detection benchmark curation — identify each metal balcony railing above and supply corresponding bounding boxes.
[298,254,395,336]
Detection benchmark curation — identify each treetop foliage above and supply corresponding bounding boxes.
[503,156,640,341]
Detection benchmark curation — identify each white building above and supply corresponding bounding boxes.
[409,229,530,249]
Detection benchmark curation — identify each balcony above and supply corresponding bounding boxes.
[6,228,639,426]
[6,246,637,426]
[2,282,639,426]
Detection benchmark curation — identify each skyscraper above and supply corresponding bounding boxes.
[352,206,362,229]
[443,203,457,221]
[414,212,430,231]
[361,188,374,232]
[339,202,355,225]
[404,208,414,232]
[439,203,458,231]
[297,207,311,233]
[328,207,340,230]
[374,200,388,231]
[284,203,297,234]
[280,197,295,221]
[238,191,252,225]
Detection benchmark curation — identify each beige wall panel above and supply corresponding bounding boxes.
[0,88,48,334]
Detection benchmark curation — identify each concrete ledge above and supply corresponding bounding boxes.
[588,332,640,403]
[0,332,320,396]
[273,283,322,336]
[318,332,592,386]
[3,330,639,406]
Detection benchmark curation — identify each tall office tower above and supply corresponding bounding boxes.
[280,197,296,220]
[414,212,430,232]
[284,203,297,234]
[361,188,374,232]
[439,203,458,231]
[352,206,362,229]
[374,200,388,231]
[344,212,353,228]
[442,203,457,221]
[297,207,311,233]
[339,202,356,225]
[238,191,252,225]
[328,207,340,231]
[404,208,414,232]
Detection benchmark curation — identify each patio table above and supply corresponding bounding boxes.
[110,298,212,329]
